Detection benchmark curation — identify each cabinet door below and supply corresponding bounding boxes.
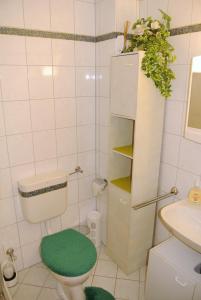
[107,186,131,259]
[111,54,138,119]
[145,252,194,300]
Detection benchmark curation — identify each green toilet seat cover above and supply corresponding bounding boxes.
[40,229,97,277]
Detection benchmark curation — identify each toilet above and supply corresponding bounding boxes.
[18,170,97,300]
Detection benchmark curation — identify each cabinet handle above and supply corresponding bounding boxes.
[175,276,187,287]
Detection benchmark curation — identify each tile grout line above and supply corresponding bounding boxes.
[113,260,119,298]
[0,0,28,273]
[0,126,96,140]
[21,11,44,254]
[160,160,201,177]
[48,0,59,174]
[91,244,103,287]
[21,0,37,206]
[48,0,63,235]
[73,0,82,229]
[19,263,49,299]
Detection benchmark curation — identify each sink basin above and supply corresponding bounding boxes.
[159,199,201,253]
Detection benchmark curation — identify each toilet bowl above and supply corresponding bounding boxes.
[18,170,97,300]
[40,228,97,300]
[54,271,91,300]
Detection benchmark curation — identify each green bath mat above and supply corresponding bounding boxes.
[85,287,115,300]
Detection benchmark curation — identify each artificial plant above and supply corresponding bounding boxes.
[123,10,176,98]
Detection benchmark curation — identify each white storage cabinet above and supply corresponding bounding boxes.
[107,52,165,273]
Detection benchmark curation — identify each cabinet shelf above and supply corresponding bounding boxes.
[112,145,133,159]
[110,176,132,193]
[111,113,134,121]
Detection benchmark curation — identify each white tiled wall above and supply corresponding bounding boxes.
[139,0,201,28]
[96,0,201,246]
[138,0,201,245]
[0,0,95,34]
[95,39,116,244]
[95,0,139,244]
[1,0,201,271]
[95,0,139,36]
[0,0,96,270]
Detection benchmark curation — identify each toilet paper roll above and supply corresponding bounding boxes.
[92,178,107,197]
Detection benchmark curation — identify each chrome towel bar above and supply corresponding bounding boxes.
[132,186,179,210]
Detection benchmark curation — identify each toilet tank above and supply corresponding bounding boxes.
[18,170,68,224]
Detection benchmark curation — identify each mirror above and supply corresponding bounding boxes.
[185,56,201,143]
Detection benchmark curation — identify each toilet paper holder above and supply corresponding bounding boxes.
[103,179,108,188]
[100,179,108,190]
[92,178,108,196]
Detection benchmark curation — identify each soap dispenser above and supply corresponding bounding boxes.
[188,179,201,204]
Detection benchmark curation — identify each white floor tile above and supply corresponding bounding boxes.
[18,267,30,283]
[43,273,57,289]
[35,262,47,269]
[13,284,41,300]
[99,245,111,261]
[92,276,116,295]
[117,268,139,281]
[91,261,97,275]
[96,245,101,258]
[115,279,139,300]
[95,260,117,278]
[23,265,49,286]
[139,282,145,300]
[9,284,19,297]
[83,275,93,287]
[38,288,59,300]
[11,258,143,300]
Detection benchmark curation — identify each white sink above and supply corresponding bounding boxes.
[159,199,201,253]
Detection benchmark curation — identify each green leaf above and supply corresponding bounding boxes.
[124,10,176,99]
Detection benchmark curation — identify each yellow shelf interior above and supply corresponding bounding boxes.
[110,176,131,193]
[112,145,133,158]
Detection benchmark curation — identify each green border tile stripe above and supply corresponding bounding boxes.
[170,23,201,36]
[96,24,201,42]
[0,23,201,42]
[96,32,121,42]
[0,26,96,42]
[18,181,67,198]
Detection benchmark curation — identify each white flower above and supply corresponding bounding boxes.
[151,21,160,30]
[133,24,146,36]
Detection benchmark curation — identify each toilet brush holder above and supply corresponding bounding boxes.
[1,248,18,288]
[1,261,17,288]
